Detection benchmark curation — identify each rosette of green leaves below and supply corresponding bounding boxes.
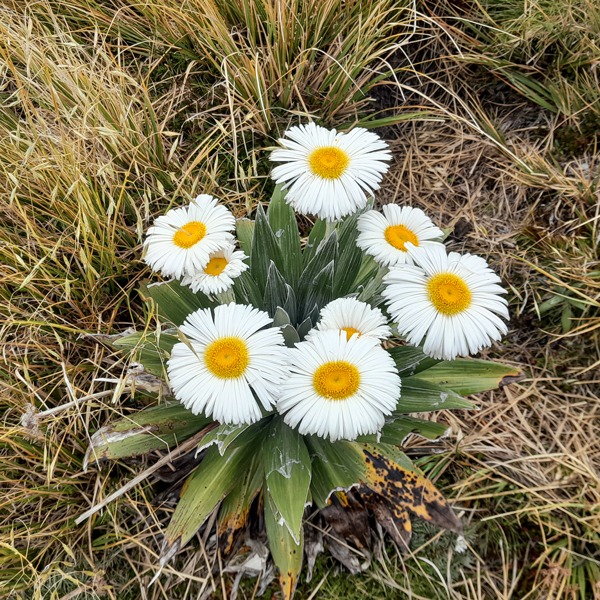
[89,188,520,598]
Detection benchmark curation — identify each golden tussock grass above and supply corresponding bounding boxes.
[0,0,599,598]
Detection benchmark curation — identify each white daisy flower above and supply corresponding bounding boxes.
[269,122,392,222]
[180,244,248,295]
[310,297,391,341]
[278,330,401,442]
[356,204,445,267]
[144,194,235,279]
[167,303,289,424]
[382,244,509,360]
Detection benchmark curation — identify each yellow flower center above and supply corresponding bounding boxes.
[427,273,472,315]
[384,224,419,251]
[308,146,350,179]
[204,337,249,378]
[204,256,228,276]
[173,221,207,249]
[341,326,361,341]
[313,361,360,400]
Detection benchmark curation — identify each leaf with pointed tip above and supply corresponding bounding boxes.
[250,204,285,291]
[236,218,255,257]
[217,452,263,555]
[300,261,334,323]
[85,402,212,467]
[359,444,462,534]
[264,491,303,600]
[263,418,311,544]
[413,359,522,395]
[395,378,474,413]
[113,331,178,377]
[263,261,290,318]
[161,427,262,560]
[333,211,363,296]
[140,280,216,326]
[268,185,302,287]
[233,269,263,308]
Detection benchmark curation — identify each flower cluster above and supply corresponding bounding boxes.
[142,122,509,442]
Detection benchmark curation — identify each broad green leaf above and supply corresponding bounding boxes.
[413,359,522,395]
[267,185,302,287]
[217,452,263,554]
[263,419,311,543]
[306,437,368,508]
[395,378,474,413]
[236,218,255,258]
[356,258,386,301]
[302,219,327,265]
[85,402,212,466]
[113,331,178,377]
[296,316,314,340]
[250,204,285,291]
[386,346,439,377]
[197,422,252,456]
[264,492,303,600]
[140,280,215,326]
[161,428,261,562]
[358,416,450,445]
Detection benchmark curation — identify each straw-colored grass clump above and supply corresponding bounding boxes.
[1,0,598,598]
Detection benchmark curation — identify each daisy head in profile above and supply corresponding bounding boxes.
[269,122,391,222]
[310,297,391,342]
[277,330,401,442]
[167,303,289,424]
[180,243,248,296]
[356,204,444,267]
[383,244,509,360]
[143,194,235,279]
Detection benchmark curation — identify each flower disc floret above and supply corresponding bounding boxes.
[167,303,289,424]
[269,122,392,222]
[357,204,444,266]
[382,244,509,360]
[311,297,391,341]
[143,194,235,279]
[277,330,401,442]
[180,244,248,295]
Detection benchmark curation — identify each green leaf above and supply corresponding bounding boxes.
[198,422,252,456]
[263,261,290,318]
[85,402,212,466]
[140,280,215,326]
[302,219,327,266]
[250,204,285,291]
[396,378,474,413]
[217,452,263,554]
[236,218,255,258]
[264,492,303,600]
[263,418,311,544]
[233,269,263,307]
[358,416,450,445]
[113,331,178,377]
[305,437,368,508]
[333,211,363,296]
[299,260,335,323]
[267,185,302,287]
[413,359,522,395]
[386,346,439,377]
[161,427,262,562]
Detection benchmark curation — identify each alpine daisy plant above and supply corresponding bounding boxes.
[85,122,519,599]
